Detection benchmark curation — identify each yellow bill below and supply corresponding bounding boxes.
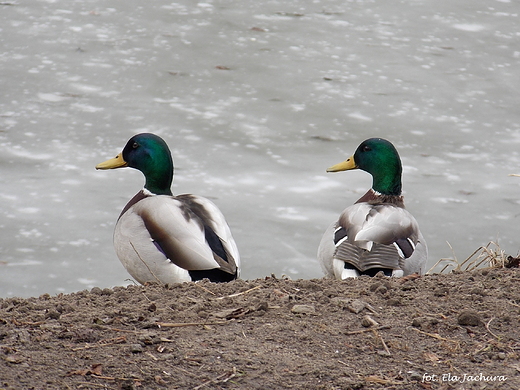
[95,152,127,170]
[327,155,357,172]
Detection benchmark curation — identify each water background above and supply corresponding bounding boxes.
[1,0,519,298]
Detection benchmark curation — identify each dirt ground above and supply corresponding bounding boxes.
[1,267,520,390]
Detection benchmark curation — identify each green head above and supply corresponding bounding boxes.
[327,138,403,195]
[96,133,174,195]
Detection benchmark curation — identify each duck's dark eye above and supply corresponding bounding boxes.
[362,145,371,152]
[132,142,139,149]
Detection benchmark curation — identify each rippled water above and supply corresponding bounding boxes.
[1,0,519,297]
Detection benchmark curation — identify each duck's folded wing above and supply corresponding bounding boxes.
[175,194,240,275]
[402,230,428,275]
[132,197,220,271]
[339,204,420,252]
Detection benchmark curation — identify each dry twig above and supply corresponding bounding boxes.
[216,285,262,300]
[156,321,227,328]
[345,325,391,335]
[109,328,144,334]
[193,367,237,389]
[364,375,403,385]
[372,329,391,356]
[485,317,500,340]
[411,327,459,346]
[193,283,216,296]
[77,382,116,389]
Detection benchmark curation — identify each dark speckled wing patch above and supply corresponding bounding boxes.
[394,238,416,259]
[333,226,348,247]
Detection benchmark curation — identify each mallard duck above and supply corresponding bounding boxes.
[96,133,240,284]
[317,138,427,278]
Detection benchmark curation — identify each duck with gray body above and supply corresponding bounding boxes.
[318,138,427,279]
[96,133,240,284]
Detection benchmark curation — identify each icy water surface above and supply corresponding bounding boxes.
[1,0,519,297]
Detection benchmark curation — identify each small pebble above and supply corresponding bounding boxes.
[434,287,449,296]
[457,310,481,326]
[90,287,103,295]
[386,298,401,307]
[347,299,366,314]
[120,379,136,390]
[46,310,60,320]
[361,315,379,328]
[130,344,144,353]
[138,333,160,345]
[291,304,316,315]
[330,297,350,307]
[101,288,113,296]
[412,316,439,329]
[5,354,25,364]
[375,286,388,294]
[409,371,423,381]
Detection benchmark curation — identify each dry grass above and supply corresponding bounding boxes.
[427,241,516,274]
[429,171,520,274]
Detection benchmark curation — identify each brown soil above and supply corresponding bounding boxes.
[1,268,519,390]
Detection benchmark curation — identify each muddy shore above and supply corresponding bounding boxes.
[1,268,519,389]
